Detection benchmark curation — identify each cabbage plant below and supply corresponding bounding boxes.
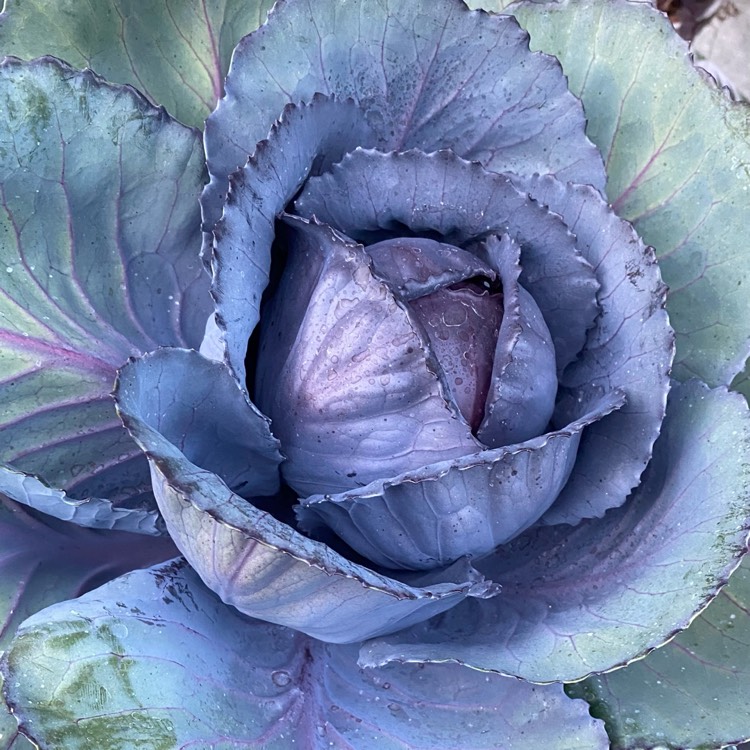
[0,0,749,748]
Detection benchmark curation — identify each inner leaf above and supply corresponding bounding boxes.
[367,237,503,432]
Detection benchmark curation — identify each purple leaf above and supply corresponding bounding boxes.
[477,234,558,447]
[203,0,604,241]
[116,348,497,643]
[295,148,600,372]
[361,382,750,682]
[254,216,481,497]
[209,95,377,384]
[297,390,623,571]
[510,174,673,525]
[368,237,504,431]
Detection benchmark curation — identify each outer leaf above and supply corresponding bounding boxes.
[361,381,750,682]
[116,349,498,643]
[567,555,750,750]
[115,349,283,499]
[0,495,176,750]
[0,702,31,749]
[0,57,210,531]
[506,0,750,386]
[0,466,161,535]
[203,0,605,239]
[2,559,609,750]
[0,0,275,128]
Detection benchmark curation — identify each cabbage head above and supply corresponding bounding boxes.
[1,1,750,748]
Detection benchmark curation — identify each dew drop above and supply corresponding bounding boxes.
[272,670,292,687]
[109,623,128,639]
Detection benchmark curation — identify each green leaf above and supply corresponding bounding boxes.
[0,496,175,750]
[0,0,275,128]
[568,555,750,749]
[0,690,33,750]
[0,57,210,529]
[499,0,750,387]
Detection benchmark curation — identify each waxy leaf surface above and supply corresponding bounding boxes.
[361,382,750,682]
[2,558,609,750]
[212,96,377,385]
[505,0,750,386]
[116,349,497,643]
[203,0,604,240]
[508,174,673,526]
[0,495,176,750]
[298,149,671,525]
[295,148,599,374]
[255,216,480,498]
[0,0,275,128]
[0,58,210,531]
[568,555,750,750]
[298,390,623,571]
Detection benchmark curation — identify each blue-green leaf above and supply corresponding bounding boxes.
[2,558,609,750]
[503,0,750,386]
[0,495,176,750]
[116,348,283,499]
[568,554,750,750]
[0,0,275,128]
[0,57,210,531]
